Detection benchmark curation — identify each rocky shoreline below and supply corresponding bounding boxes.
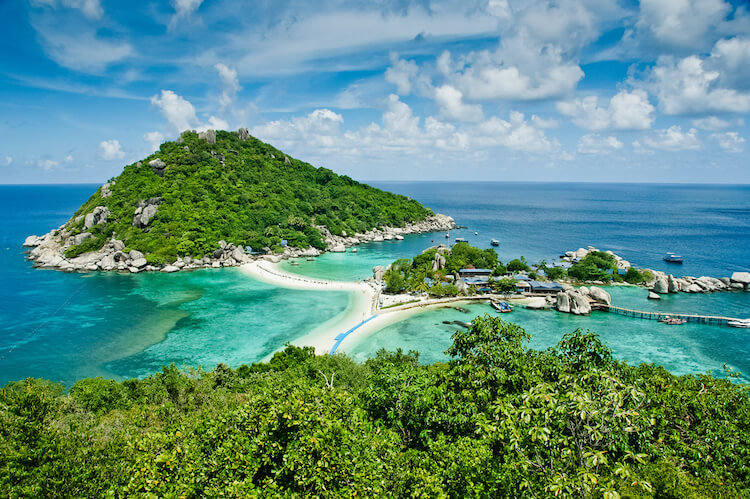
[22,214,455,274]
[561,246,750,295]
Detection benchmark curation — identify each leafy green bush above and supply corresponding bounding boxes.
[1,319,750,496]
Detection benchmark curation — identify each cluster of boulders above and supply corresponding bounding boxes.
[323,214,455,253]
[649,271,749,297]
[562,246,631,270]
[132,197,161,228]
[555,286,611,315]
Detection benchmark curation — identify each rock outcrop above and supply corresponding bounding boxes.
[148,158,166,176]
[569,291,592,315]
[556,292,570,313]
[238,127,250,141]
[198,129,216,144]
[84,206,109,230]
[133,198,162,228]
[588,286,611,305]
[653,277,669,294]
[373,266,385,281]
[648,291,660,300]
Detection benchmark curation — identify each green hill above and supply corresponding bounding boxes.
[28,129,435,266]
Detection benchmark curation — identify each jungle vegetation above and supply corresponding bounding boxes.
[63,130,433,264]
[1,316,748,497]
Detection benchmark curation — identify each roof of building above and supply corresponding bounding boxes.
[528,280,564,290]
[458,268,493,274]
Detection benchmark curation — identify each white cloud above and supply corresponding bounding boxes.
[712,131,745,152]
[32,26,133,72]
[635,0,733,52]
[434,85,484,122]
[144,132,165,152]
[642,126,701,150]
[204,116,229,131]
[710,37,750,89]
[691,116,732,130]
[150,90,199,132]
[169,0,204,28]
[251,95,555,163]
[641,47,750,115]
[99,140,125,160]
[473,111,557,152]
[65,155,73,162]
[577,134,624,154]
[5,156,12,166]
[31,0,103,20]
[557,89,655,130]
[215,63,241,111]
[385,54,419,95]
[38,159,60,171]
[531,115,559,128]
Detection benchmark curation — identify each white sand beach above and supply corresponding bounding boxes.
[241,260,535,356]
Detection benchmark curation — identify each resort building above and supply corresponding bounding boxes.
[528,280,564,294]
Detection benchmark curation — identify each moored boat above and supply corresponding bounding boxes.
[455,237,467,243]
[491,300,512,313]
[663,252,684,263]
[490,238,500,246]
[728,319,750,328]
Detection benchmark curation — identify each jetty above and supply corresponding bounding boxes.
[592,303,742,326]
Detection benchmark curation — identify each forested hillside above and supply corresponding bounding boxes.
[56,129,433,264]
[2,317,748,497]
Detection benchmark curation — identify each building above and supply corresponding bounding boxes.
[528,280,564,294]
[516,281,531,294]
[458,268,493,278]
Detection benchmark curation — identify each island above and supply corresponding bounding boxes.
[22,129,454,273]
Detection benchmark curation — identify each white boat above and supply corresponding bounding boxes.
[455,237,466,243]
[445,232,450,238]
[728,319,750,328]
[490,239,499,246]
[474,231,478,235]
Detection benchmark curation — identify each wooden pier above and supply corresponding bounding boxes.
[592,303,741,326]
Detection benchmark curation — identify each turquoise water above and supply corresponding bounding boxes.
[1,183,749,385]
[348,287,750,382]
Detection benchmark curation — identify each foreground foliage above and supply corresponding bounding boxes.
[66,130,432,263]
[2,317,749,497]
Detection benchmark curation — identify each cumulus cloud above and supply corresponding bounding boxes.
[577,134,624,154]
[99,140,125,160]
[639,40,750,115]
[385,54,419,95]
[144,132,165,152]
[150,90,199,132]
[434,85,484,122]
[634,0,733,52]
[31,0,103,20]
[251,95,555,163]
[642,126,701,150]
[557,89,655,130]
[531,115,559,129]
[712,131,745,152]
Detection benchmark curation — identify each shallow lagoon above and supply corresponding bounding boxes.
[1,183,749,385]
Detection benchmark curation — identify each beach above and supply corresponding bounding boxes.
[240,260,536,356]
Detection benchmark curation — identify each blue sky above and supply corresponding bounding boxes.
[1,0,749,184]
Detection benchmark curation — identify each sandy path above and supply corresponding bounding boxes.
[241,260,531,356]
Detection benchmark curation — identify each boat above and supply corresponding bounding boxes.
[490,239,500,246]
[664,318,686,325]
[290,261,300,266]
[455,237,467,243]
[453,306,470,313]
[728,319,750,328]
[663,252,684,264]
[306,257,315,261]
[474,231,478,235]
[491,301,512,313]
[445,232,450,238]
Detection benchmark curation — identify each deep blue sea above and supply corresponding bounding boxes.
[1,183,749,386]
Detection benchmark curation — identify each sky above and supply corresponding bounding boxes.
[0,0,749,184]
